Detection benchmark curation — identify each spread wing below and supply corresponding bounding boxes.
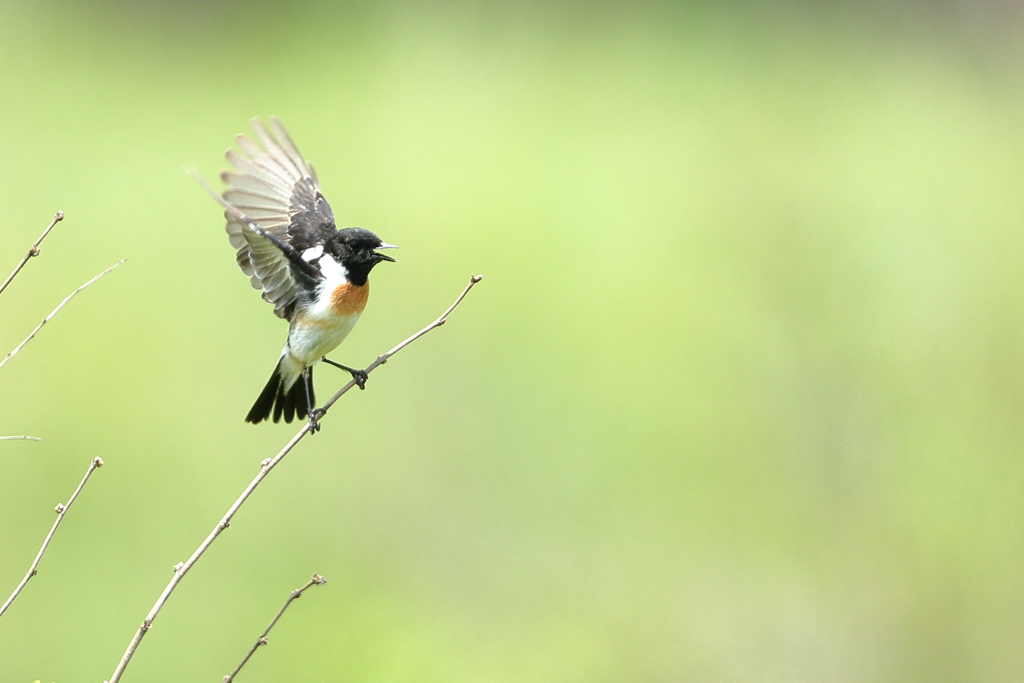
[221,116,337,320]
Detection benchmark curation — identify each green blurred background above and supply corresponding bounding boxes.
[3,1,1024,681]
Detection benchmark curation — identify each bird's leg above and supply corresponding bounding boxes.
[303,368,321,433]
[322,357,368,390]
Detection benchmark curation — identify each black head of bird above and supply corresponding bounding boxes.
[329,228,397,287]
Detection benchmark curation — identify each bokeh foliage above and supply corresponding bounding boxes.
[3,1,1024,681]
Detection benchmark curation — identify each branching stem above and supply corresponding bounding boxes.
[0,259,126,373]
[222,574,327,682]
[0,211,64,297]
[0,456,104,618]
[104,274,482,683]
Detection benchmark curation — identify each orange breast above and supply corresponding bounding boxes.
[330,281,369,316]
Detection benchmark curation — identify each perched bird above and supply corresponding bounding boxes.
[211,117,396,429]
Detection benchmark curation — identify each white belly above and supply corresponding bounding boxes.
[287,309,361,365]
[277,255,366,388]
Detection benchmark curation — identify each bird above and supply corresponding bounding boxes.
[208,117,396,430]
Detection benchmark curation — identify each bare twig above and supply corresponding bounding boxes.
[223,573,327,682]
[0,456,104,618]
[0,435,41,441]
[105,274,483,683]
[0,259,126,373]
[0,211,64,297]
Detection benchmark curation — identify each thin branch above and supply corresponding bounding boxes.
[0,435,41,441]
[0,258,126,373]
[104,274,483,683]
[0,456,104,618]
[0,211,64,297]
[223,574,327,682]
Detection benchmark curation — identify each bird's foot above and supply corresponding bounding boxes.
[349,369,368,390]
[308,408,325,433]
[322,357,369,390]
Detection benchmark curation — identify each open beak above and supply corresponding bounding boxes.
[375,242,398,262]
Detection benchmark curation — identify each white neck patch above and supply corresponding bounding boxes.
[301,245,324,262]
[317,252,349,282]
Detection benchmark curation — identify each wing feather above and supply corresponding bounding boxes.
[219,117,336,320]
[251,118,304,178]
[225,149,282,187]
[269,116,308,174]
[223,193,288,212]
[235,135,293,186]
[220,171,290,199]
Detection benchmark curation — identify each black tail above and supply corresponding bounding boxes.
[246,362,314,424]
